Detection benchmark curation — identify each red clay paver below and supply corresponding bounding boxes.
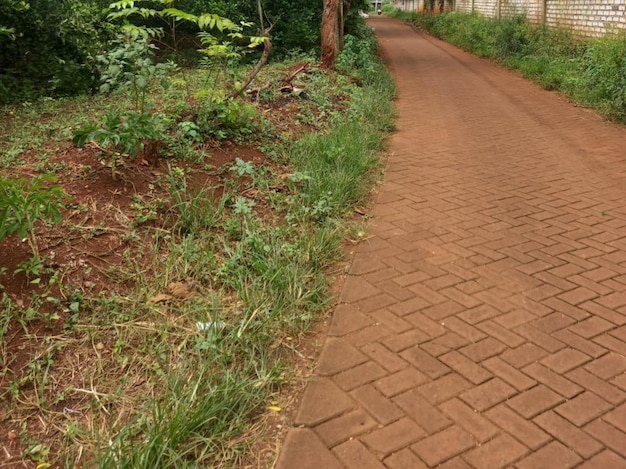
[276,16,626,469]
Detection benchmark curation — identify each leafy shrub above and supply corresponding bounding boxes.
[337,33,379,83]
[0,0,107,103]
[73,24,173,176]
[195,98,260,140]
[494,14,531,58]
[98,34,174,114]
[73,111,165,177]
[0,175,70,259]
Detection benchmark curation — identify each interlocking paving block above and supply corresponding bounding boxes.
[277,17,626,469]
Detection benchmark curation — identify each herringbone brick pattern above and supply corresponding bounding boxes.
[276,17,626,469]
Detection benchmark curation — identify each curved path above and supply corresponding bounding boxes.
[277,16,626,469]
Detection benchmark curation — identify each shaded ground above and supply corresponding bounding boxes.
[277,17,626,469]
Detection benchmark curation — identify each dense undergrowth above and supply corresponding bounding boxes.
[387,9,626,123]
[1,0,362,103]
[0,20,396,469]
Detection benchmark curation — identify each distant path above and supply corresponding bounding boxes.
[277,16,626,469]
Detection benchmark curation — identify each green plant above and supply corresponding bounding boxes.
[0,293,14,354]
[73,110,165,178]
[0,14,397,467]
[232,196,255,216]
[581,33,626,121]
[177,121,201,142]
[229,158,255,177]
[130,193,163,226]
[0,174,70,259]
[494,14,531,58]
[0,0,106,103]
[98,33,174,114]
[196,97,260,141]
[107,0,266,96]
[14,256,45,281]
[166,164,225,233]
[337,33,378,83]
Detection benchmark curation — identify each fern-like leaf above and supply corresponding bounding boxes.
[160,8,198,23]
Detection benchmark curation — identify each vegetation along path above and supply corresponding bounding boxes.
[277,16,626,469]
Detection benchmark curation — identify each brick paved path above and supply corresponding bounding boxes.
[276,17,626,469]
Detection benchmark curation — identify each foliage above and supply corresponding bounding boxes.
[73,0,267,169]
[73,111,165,177]
[73,9,174,177]
[337,32,379,83]
[0,174,70,259]
[0,0,373,103]
[98,33,174,113]
[0,0,108,103]
[195,97,260,141]
[106,0,266,68]
[92,32,394,468]
[1,13,396,466]
[581,33,626,121]
[175,0,324,55]
[287,63,395,224]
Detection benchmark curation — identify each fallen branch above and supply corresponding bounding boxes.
[246,62,310,99]
[228,0,274,99]
[227,35,272,99]
[281,62,310,88]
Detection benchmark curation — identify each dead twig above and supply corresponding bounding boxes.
[281,63,310,88]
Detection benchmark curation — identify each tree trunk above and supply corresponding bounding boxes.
[339,0,351,52]
[321,0,339,69]
[342,0,351,30]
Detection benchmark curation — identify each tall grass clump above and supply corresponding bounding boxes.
[391,8,626,122]
[580,33,626,121]
[290,28,396,223]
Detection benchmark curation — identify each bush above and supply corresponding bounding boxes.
[196,98,260,141]
[494,14,531,58]
[337,33,379,83]
[0,0,108,103]
[0,175,70,259]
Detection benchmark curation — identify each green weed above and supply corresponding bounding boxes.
[0,174,71,260]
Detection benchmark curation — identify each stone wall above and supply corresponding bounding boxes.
[452,0,626,36]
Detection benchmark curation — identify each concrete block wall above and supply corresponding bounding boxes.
[472,0,499,17]
[546,0,626,36]
[455,0,474,12]
[502,0,542,22]
[451,0,626,36]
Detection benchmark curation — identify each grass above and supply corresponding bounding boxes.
[387,9,626,123]
[0,25,396,467]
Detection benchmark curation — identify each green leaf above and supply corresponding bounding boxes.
[108,0,135,10]
[136,76,148,89]
[160,8,198,23]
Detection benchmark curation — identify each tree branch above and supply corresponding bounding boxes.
[227,0,273,99]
